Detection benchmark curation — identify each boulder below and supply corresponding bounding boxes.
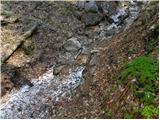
[81,12,103,26]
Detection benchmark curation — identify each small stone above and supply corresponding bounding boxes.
[63,37,81,52]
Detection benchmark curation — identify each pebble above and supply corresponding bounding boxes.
[63,37,81,52]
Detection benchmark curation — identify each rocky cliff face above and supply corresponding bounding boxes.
[0,1,159,119]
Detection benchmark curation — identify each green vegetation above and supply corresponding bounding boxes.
[119,55,158,119]
[140,105,158,119]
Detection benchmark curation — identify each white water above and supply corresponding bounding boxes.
[103,1,148,38]
[0,66,84,118]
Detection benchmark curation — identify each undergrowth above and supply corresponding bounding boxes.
[119,55,158,119]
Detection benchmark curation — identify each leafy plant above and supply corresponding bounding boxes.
[119,56,158,83]
[141,105,159,119]
[119,55,158,118]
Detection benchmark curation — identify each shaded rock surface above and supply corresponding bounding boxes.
[63,37,81,52]
[81,12,103,26]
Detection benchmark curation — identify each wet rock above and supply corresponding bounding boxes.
[81,12,103,26]
[63,37,81,52]
[84,1,98,13]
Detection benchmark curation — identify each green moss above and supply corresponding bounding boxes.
[119,56,158,83]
